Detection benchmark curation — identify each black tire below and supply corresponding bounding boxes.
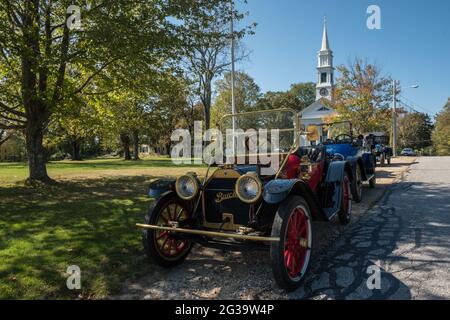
[338,173,352,225]
[351,164,363,203]
[380,153,385,167]
[142,193,193,268]
[369,174,376,188]
[270,196,312,291]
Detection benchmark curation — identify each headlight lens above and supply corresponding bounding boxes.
[235,173,262,204]
[175,174,199,200]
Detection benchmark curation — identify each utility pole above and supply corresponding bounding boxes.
[392,80,398,157]
[230,0,236,116]
[230,0,237,155]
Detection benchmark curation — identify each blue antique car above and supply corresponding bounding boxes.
[369,133,393,166]
[137,109,354,291]
[306,121,376,203]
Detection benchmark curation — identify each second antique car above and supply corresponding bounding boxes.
[137,109,354,291]
[365,132,393,166]
[304,121,377,203]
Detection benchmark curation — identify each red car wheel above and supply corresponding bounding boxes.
[271,196,312,291]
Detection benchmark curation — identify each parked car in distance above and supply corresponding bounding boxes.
[401,148,416,156]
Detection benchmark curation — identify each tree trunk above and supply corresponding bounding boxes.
[204,91,212,131]
[132,129,140,161]
[26,122,51,183]
[120,133,131,160]
[202,79,212,131]
[71,138,82,161]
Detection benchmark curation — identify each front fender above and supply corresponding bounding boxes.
[322,161,351,220]
[263,179,326,221]
[263,179,298,204]
[148,178,176,198]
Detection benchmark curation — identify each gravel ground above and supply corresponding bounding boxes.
[113,157,417,300]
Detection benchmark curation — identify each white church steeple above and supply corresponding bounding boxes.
[321,18,330,51]
[316,17,334,101]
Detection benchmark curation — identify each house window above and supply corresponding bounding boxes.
[321,73,327,83]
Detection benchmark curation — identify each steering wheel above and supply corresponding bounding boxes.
[334,134,353,144]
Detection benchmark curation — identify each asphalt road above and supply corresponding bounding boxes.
[292,157,450,299]
[115,157,449,300]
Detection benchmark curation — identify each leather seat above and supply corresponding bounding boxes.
[295,146,324,162]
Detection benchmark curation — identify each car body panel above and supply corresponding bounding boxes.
[148,178,176,198]
[325,143,375,181]
[322,161,348,220]
[262,160,349,221]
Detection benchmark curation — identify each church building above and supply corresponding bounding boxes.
[300,20,338,129]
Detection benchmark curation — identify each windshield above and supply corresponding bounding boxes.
[301,121,353,145]
[220,108,299,156]
[373,136,389,145]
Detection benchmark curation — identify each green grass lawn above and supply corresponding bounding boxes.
[0,157,205,299]
[0,157,202,185]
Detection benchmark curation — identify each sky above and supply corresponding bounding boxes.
[235,0,450,116]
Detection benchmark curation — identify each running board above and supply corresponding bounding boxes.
[136,224,280,242]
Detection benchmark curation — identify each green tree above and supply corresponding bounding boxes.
[256,82,315,112]
[0,0,232,182]
[288,82,316,111]
[398,112,433,149]
[211,71,261,127]
[145,88,192,155]
[432,99,450,156]
[185,1,255,131]
[332,58,394,133]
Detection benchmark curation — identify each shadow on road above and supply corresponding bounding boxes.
[291,180,450,300]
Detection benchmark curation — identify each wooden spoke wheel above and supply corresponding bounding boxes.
[143,194,193,267]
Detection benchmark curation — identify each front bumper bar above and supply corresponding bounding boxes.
[136,224,280,242]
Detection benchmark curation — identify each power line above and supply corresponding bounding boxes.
[397,94,435,115]
[398,100,420,114]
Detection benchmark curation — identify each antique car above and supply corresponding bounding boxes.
[304,121,376,203]
[367,132,393,166]
[136,109,354,291]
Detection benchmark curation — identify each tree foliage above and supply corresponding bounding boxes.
[0,0,236,181]
[398,112,433,149]
[332,58,395,134]
[255,82,315,112]
[432,99,450,155]
[184,1,255,130]
[211,71,260,127]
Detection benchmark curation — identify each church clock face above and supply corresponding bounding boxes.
[320,88,329,97]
